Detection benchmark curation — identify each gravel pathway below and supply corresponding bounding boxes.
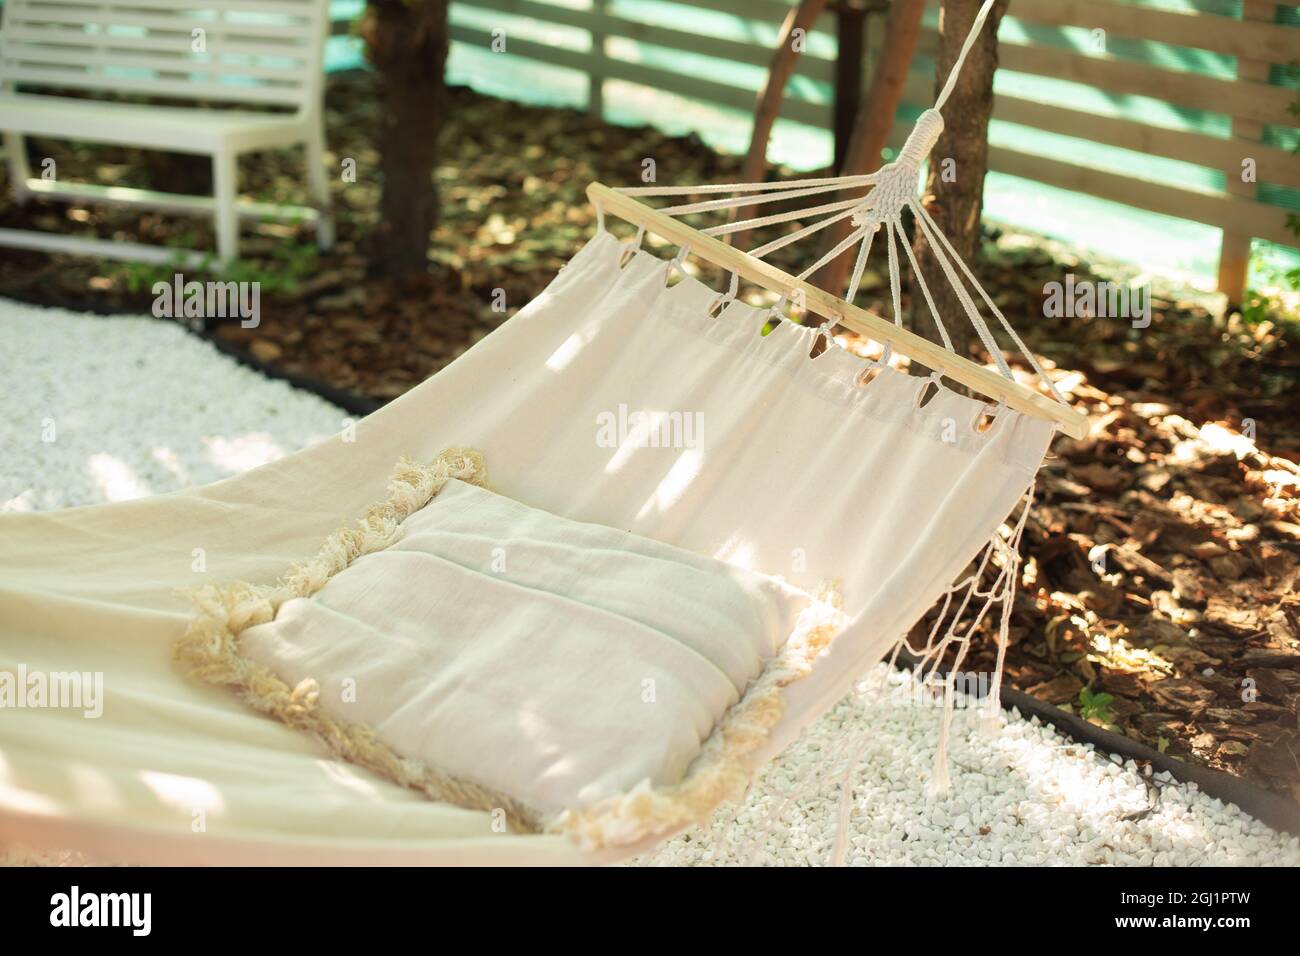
[1,303,344,513]
[642,670,1300,865]
[3,298,1297,866]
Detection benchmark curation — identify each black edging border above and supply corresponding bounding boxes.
[15,299,1300,842]
[897,649,1300,839]
[5,291,384,418]
[198,326,382,419]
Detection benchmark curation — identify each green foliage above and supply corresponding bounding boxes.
[1241,254,1300,326]
[110,233,319,297]
[1260,67,1300,316]
[1077,687,1115,724]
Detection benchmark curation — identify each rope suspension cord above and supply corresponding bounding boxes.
[589,1,1079,860]
[933,0,1000,112]
[587,0,1088,439]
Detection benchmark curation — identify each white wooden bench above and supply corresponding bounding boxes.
[0,0,334,266]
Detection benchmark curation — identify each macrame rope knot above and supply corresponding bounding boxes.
[897,108,944,169]
[847,110,943,235]
[849,163,918,231]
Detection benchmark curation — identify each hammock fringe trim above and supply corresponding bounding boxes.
[174,446,848,850]
[174,447,543,834]
[552,587,847,850]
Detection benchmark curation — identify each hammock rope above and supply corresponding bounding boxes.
[687,483,1034,868]
[608,0,1063,865]
[607,0,1072,408]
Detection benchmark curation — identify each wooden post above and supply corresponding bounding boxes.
[738,0,830,186]
[1217,0,1276,307]
[732,0,829,250]
[589,0,608,118]
[907,0,1007,383]
[833,1,869,172]
[813,0,927,295]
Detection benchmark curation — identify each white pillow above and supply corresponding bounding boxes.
[180,451,842,848]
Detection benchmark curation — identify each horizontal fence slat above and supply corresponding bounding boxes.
[916,30,1296,128]
[901,71,1300,192]
[1011,0,1300,64]
[669,0,839,37]
[462,0,836,85]
[987,144,1296,246]
[342,1,1300,257]
[448,21,830,127]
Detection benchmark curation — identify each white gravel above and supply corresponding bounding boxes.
[641,669,1300,866]
[4,297,1298,867]
[1,301,344,512]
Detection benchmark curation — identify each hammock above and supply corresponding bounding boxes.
[0,1,1077,865]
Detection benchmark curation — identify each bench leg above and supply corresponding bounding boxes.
[306,124,335,251]
[4,133,32,205]
[212,148,239,265]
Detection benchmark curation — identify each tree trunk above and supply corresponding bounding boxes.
[907,0,1006,381]
[812,0,926,296]
[731,0,828,252]
[362,0,450,278]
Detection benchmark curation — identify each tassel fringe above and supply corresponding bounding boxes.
[174,447,544,834]
[552,589,847,850]
[176,447,848,850]
[886,483,1036,796]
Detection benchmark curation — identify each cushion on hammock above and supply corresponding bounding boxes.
[208,453,839,846]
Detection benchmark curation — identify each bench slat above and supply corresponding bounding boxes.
[4,24,312,60]
[4,42,311,81]
[1,0,328,108]
[20,0,319,16]
[8,8,313,41]
[1,63,307,104]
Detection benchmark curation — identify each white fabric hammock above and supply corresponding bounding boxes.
[0,0,1071,864]
[0,228,1052,865]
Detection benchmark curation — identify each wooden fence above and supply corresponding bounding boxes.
[328,0,1299,299]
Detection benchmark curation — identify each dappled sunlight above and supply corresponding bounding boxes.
[139,771,226,815]
[544,331,588,372]
[87,453,151,502]
[603,432,637,475]
[150,446,192,486]
[1197,423,1256,460]
[1013,744,1102,813]
[0,780,64,817]
[715,538,756,571]
[603,409,703,475]
[635,448,704,519]
[0,751,65,816]
[1,490,37,514]
[317,759,385,800]
[67,764,122,814]
[1088,632,1175,678]
[204,433,288,474]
